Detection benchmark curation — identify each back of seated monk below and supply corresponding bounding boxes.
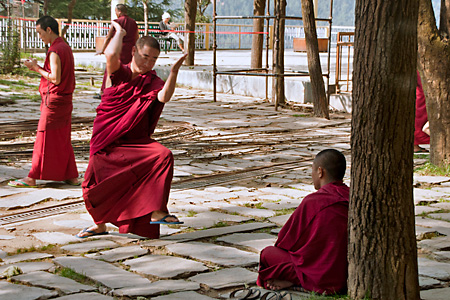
[257,149,349,295]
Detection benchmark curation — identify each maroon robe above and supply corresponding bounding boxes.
[83,64,170,238]
[414,72,430,145]
[257,181,349,295]
[28,37,78,181]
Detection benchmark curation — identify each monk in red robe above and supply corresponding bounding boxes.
[8,16,78,188]
[77,20,187,238]
[414,72,430,153]
[97,4,139,94]
[257,149,349,295]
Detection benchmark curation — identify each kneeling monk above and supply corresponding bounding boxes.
[77,21,186,238]
[257,149,349,295]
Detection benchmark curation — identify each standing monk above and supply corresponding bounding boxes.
[77,21,187,239]
[97,4,138,95]
[414,72,430,153]
[257,149,349,295]
[8,16,78,188]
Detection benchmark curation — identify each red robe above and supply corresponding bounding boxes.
[414,72,430,145]
[28,37,78,181]
[83,64,170,239]
[257,181,349,295]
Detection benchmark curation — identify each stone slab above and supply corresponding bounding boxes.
[418,237,450,252]
[61,240,119,253]
[189,267,258,289]
[32,232,80,244]
[0,280,58,300]
[219,206,276,218]
[428,213,450,222]
[268,214,291,227]
[0,262,54,274]
[419,276,442,289]
[0,189,81,208]
[421,287,450,300]
[418,257,450,281]
[0,235,14,240]
[124,254,208,278]
[217,233,276,252]
[152,291,215,300]
[166,242,259,267]
[262,200,299,210]
[51,292,114,299]
[415,189,449,202]
[416,226,440,240]
[0,250,6,259]
[161,222,275,241]
[430,202,450,210]
[415,206,442,215]
[415,217,450,236]
[181,211,252,229]
[12,271,96,294]
[415,176,450,185]
[113,280,200,297]
[53,219,95,229]
[1,252,53,265]
[433,251,450,262]
[85,245,148,262]
[53,256,151,289]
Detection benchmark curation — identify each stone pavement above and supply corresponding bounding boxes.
[0,71,449,299]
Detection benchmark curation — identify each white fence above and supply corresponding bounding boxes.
[0,17,355,51]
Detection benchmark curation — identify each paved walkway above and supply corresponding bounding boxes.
[0,70,449,300]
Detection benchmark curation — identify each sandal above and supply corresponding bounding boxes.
[229,287,261,300]
[261,291,292,300]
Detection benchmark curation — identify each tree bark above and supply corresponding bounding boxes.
[300,0,329,119]
[61,0,77,39]
[143,1,148,36]
[418,0,450,165]
[439,0,450,36]
[184,0,197,66]
[250,0,266,69]
[349,0,420,299]
[272,0,286,107]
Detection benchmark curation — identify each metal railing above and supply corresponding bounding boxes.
[1,16,354,51]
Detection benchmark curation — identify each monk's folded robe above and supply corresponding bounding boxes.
[414,72,430,145]
[258,181,349,295]
[83,64,171,238]
[29,37,78,181]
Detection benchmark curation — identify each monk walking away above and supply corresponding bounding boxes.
[77,20,187,239]
[257,149,349,295]
[8,16,79,188]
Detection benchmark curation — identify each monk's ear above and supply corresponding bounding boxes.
[317,166,324,178]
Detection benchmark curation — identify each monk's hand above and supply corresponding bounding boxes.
[111,20,127,37]
[23,58,38,71]
[171,54,187,73]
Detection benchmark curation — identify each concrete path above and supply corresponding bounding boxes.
[0,69,449,299]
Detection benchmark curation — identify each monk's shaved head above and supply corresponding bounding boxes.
[313,149,346,181]
[136,36,160,52]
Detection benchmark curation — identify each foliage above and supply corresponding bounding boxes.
[197,0,211,23]
[0,18,20,74]
[127,0,182,22]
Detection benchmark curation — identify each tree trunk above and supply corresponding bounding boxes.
[143,1,148,36]
[300,0,329,119]
[61,0,77,39]
[272,0,286,107]
[349,0,420,299]
[184,0,197,66]
[418,0,450,165]
[250,0,266,69]
[439,0,450,36]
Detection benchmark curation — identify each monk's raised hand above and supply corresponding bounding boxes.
[171,54,187,73]
[111,20,127,37]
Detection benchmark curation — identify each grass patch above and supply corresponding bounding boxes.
[15,246,37,254]
[415,162,450,176]
[292,114,308,117]
[244,202,265,209]
[206,221,228,229]
[186,210,198,217]
[414,153,429,160]
[58,267,92,285]
[275,207,296,216]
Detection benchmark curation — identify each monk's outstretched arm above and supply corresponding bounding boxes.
[104,20,126,77]
[157,54,187,103]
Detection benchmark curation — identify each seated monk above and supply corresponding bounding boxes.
[77,21,187,238]
[257,149,349,295]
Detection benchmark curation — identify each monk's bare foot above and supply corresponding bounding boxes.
[414,145,428,153]
[150,210,179,223]
[76,224,107,238]
[8,177,36,188]
[266,279,294,291]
